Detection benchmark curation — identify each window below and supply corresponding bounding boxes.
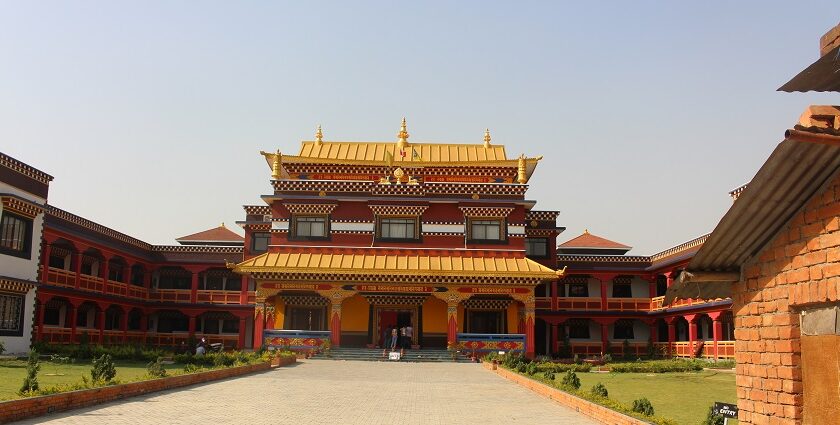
[377,217,418,240]
[0,212,31,259]
[222,319,240,334]
[612,283,632,298]
[251,232,270,252]
[613,320,635,340]
[291,216,328,239]
[568,320,590,339]
[466,310,505,333]
[0,293,24,336]
[568,283,589,297]
[469,219,504,242]
[285,307,327,331]
[525,238,549,257]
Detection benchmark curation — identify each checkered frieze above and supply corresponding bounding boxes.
[463,298,512,310]
[369,205,428,216]
[560,275,589,285]
[1,196,43,219]
[280,295,329,306]
[283,203,337,215]
[250,272,543,287]
[613,276,633,284]
[272,180,372,193]
[459,206,515,218]
[244,205,271,215]
[362,295,428,306]
[525,210,560,221]
[0,277,35,294]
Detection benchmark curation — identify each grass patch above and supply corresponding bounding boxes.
[576,371,736,425]
[0,359,182,400]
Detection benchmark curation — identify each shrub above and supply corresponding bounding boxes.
[560,370,581,390]
[591,382,608,398]
[183,363,200,373]
[543,371,555,381]
[525,362,538,376]
[18,349,40,394]
[91,354,117,383]
[632,398,655,416]
[516,363,527,373]
[602,353,612,363]
[0,338,5,355]
[609,359,704,373]
[535,362,592,373]
[147,358,167,378]
[701,405,725,425]
[708,359,735,369]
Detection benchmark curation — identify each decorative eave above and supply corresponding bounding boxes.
[0,152,54,185]
[0,275,37,294]
[1,194,45,219]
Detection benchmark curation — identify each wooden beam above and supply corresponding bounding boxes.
[678,271,741,284]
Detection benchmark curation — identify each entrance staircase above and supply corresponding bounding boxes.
[309,347,475,363]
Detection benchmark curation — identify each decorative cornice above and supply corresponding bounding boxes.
[0,152,54,184]
[525,210,559,221]
[243,205,271,215]
[1,195,44,219]
[369,205,429,216]
[283,203,337,215]
[0,276,37,294]
[460,206,515,218]
[152,245,244,254]
[46,205,154,251]
[650,234,710,262]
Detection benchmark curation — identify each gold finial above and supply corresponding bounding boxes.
[220,222,225,228]
[315,125,323,145]
[584,228,589,234]
[483,128,491,148]
[397,117,409,149]
[393,167,405,185]
[271,149,282,179]
[517,154,527,184]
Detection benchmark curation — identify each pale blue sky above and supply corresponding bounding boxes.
[1,2,837,253]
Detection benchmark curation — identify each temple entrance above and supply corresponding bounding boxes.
[374,306,418,348]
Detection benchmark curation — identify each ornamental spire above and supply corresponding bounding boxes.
[271,149,282,180]
[483,128,491,148]
[396,117,409,150]
[517,154,527,184]
[315,125,323,145]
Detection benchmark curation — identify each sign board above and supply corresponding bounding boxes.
[457,287,530,295]
[713,402,738,418]
[388,352,401,361]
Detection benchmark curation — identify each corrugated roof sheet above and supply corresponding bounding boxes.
[778,46,840,92]
[234,252,558,279]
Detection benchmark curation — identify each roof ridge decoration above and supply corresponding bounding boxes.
[315,125,323,145]
[0,152,54,184]
[649,233,710,262]
[397,117,409,150]
[483,129,491,148]
[46,205,154,251]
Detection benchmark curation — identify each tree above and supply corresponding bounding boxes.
[19,349,40,394]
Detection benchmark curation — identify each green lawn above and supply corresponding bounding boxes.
[0,359,183,400]
[574,370,736,425]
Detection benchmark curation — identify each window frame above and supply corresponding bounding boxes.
[466,217,507,244]
[0,293,25,336]
[0,211,33,260]
[525,237,549,258]
[251,232,270,253]
[375,216,421,242]
[289,215,330,241]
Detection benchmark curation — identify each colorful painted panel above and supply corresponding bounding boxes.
[456,333,525,354]
[263,330,330,351]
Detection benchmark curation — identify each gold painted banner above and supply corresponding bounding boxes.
[457,287,530,294]
[294,173,381,181]
[347,285,441,293]
[425,176,512,183]
[261,283,333,291]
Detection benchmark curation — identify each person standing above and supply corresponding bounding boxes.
[381,325,392,357]
[390,328,399,352]
[404,323,414,352]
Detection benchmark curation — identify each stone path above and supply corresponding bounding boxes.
[16,360,597,424]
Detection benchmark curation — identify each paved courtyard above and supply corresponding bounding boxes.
[16,360,597,424]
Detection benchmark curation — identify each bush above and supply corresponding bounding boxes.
[525,362,538,376]
[183,363,200,373]
[543,371,555,381]
[0,338,5,355]
[146,358,167,378]
[609,359,705,373]
[516,363,527,373]
[602,353,612,363]
[632,398,655,416]
[591,382,608,398]
[573,354,581,364]
[535,362,592,373]
[18,349,40,394]
[701,405,725,425]
[560,370,581,390]
[707,359,735,369]
[91,354,117,383]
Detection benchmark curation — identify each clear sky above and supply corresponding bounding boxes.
[1,2,837,254]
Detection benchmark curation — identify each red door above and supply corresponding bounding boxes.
[379,311,398,346]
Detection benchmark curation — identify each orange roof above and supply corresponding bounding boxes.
[176,223,244,243]
[558,230,631,250]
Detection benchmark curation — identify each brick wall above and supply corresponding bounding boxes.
[733,173,840,424]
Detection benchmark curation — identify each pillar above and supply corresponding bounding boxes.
[188,314,197,339]
[101,258,110,294]
[69,302,79,343]
[647,275,658,298]
[708,311,724,360]
[551,280,559,311]
[41,243,51,283]
[139,313,149,342]
[593,318,617,355]
[189,269,200,303]
[664,271,674,288]
[98,308,106,344]
[550,323,558,355]
[648,321,658,346]
[525,313,535,359]
[684,314,698,358]
[239,276,249,305]
[124,265,132,287]
[665,316,677,357]
[237,316,247,349]
[330,303,342,347]
[121,308,129,342]
[253,308,265,349]
[74,252,83,289]
[599,279,608,311]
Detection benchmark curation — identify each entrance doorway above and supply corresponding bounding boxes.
[374,306,417,347]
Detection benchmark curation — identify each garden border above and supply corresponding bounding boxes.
[0,356,296,423]
[482,361,650,425]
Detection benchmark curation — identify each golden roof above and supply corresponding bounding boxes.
[297,141,508,163]
[232,252,560,279]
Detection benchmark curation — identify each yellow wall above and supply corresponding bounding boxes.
[507,303,520,333]
[422,297,448,333]
[341,294,369,332]
[271,297,285,329]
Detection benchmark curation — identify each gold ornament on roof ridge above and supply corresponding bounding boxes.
[397,117,409,149]
[484,129,491,148]
[315,125,323,145]
[517,154,527,184]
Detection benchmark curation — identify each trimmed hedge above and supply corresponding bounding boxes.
[608,359,705,373]
[33,343,167,362]
[536,362,593,373]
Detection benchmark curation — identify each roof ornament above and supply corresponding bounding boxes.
[271,149,282,180]
[220,222,225,228]
[315,125,323,145]
[483,128,491,148]
[517,154,527,184]
[397,117,409,150]
[584,228,589,234]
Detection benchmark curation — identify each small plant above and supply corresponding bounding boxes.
[91,354,117,383]
[50,354,71,364]
[701,405,725,425]
[543,371,555,381]
[0,338,5,355]
[601,353,612,363]
[146,358,167,378]
[184,363,200,373]
[19,349,40,394]
[591,382,608,398]
[446,341,458,360]
[526,362,538,376]
[516,363,527,373]
[632,397,655,416]
[560,370,581,390]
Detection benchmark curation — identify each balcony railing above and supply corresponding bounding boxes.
[39,326,72,344]
[604,298,653,312]
[569,342,603,356]
[557,297,602,310]
[105,280,128,297]
[79,275,104,292]
[148,289,192,303]
[196,290,245,304]
[46,267,75,288]
[652,341,735,359]
[457,333,525,353]
[535,296,551,309]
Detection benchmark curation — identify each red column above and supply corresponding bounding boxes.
[647,275,658,298]
[237,316,247,349]
[239,276,249,305]
[664,316,677,357]
[98,309,106,344]
[41,243,51,283]
[550,323,558,355]
[664,271,674,288]
[708,311,724,360]
[124,266,132,288]
[551,280,559,311]
[121,308,129,343]
[594,318,616,356]
[599,279,608,311]
[525,315,535,359]
[101,258,110,294]
[74,252,83,289]
[188,314,197,339]
[330,309,341,347]
[648,321,658,345]
[684,314,698,358]
[190,270,200,303]
[68,302,79,343]
[140,312,149,343]
[253,310,265,349]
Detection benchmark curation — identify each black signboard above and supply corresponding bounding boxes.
[713,402,738,418]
